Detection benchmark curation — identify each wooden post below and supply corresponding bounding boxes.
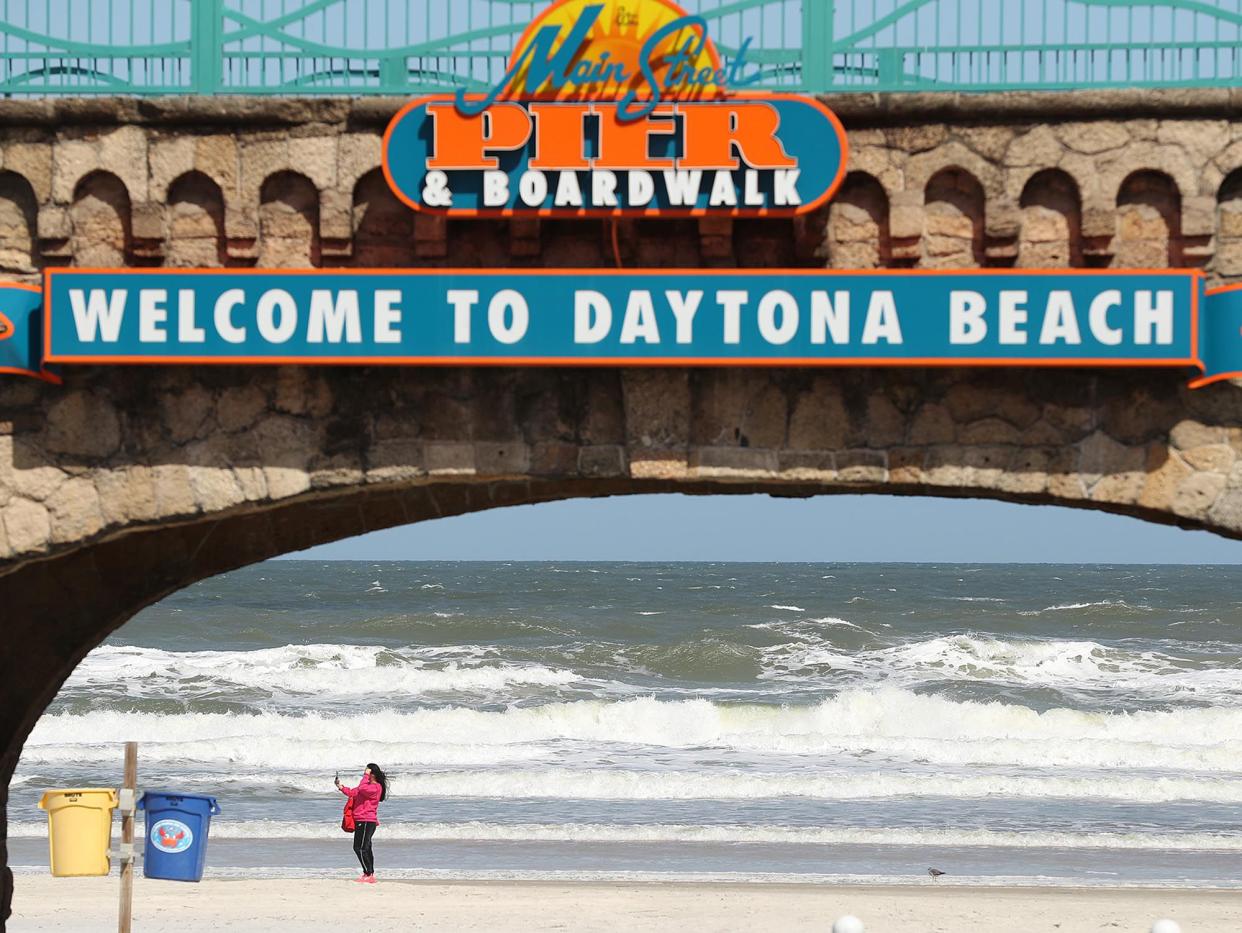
[118,742,137,933]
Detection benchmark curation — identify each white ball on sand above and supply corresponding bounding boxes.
[833,917,865,933]
[1151,921,1181,933]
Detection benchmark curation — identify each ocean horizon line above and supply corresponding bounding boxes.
[273,556,1242,567]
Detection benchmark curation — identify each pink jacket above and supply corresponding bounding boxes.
[339,775,382,824]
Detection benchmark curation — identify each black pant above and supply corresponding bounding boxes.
[353,821,377,875]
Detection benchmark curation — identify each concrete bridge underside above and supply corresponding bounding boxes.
[5,89,1242,922]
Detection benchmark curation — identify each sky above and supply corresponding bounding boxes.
[290,493,1242,563]
[15,0,1237,93]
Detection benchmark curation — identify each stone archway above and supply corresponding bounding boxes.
[7,361,1242,923]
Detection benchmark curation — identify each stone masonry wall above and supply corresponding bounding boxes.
[2,91,1242,569]
[0,90,1238,278]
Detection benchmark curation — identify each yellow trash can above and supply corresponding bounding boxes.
[37,789,118,877]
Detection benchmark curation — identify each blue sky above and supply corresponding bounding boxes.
[14,0,1238,92]
[292,493,1242,563]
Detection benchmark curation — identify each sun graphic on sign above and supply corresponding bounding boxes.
[508,0,724,102]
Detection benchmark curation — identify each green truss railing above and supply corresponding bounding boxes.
[0,0,1240,96]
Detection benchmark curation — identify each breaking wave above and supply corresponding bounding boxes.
[64,644,581,701]
[22,689,1242,774]
[10,819,1242,850]
[761,634,1242,702]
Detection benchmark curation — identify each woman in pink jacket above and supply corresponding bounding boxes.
[336,763,388,883]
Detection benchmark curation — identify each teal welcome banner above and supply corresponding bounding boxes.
[2,269,1240,387]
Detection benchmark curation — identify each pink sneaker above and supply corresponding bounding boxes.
[362,875,377,884]
[354,874,369,883]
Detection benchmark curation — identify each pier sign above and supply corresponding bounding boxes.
[381,0,848,217]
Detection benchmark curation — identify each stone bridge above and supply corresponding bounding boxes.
[4,88,1242,922]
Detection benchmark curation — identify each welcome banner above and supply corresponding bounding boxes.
[2,268,1241,388]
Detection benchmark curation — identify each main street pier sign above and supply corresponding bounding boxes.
[381,0,848,217]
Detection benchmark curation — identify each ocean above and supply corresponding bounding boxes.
[10,560,1242,886]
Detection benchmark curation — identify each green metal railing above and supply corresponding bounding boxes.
[0,0,1240,96]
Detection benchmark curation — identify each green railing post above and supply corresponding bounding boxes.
[380,55,408,92]
[191,0,224,94]
[877,49,903,88]
[801,1,835,91]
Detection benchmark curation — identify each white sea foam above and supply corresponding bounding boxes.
[64,644,581,699]
[360,769,1242,803]
[9,819,1242,851]
[19,708,553,769]
[21,690,1242,775]
[769,605,805,612]
[17,759,1242,804]
[1018,600,1150,615]
[762,634,1242,703]
[748,617,870,638]
[808,617,863,629]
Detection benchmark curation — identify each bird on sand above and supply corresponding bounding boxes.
[927,868,946,881]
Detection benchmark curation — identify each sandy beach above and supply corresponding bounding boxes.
[17,564,1242,929]
[7,877,1242,932]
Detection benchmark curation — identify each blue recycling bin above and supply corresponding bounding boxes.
[138,791,221,882]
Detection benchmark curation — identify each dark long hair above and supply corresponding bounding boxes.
[367,762,389,801]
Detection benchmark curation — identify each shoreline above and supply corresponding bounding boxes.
[12,865,1242,890]
[9,877,1242,932]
